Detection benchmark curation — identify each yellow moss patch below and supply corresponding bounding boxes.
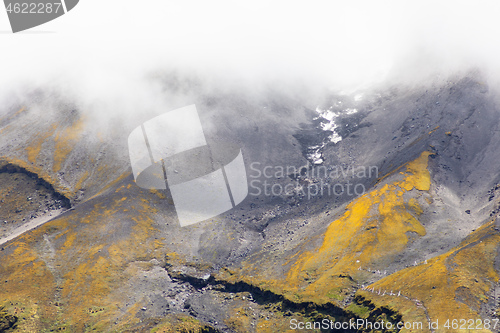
[0,241,58,332]
[92,171,132,199]
[225,306,253,331]
[216,152,433,306]
[0,188,166,332]
[399,151,432,191]
[0,106,25,122]
[150,314,209,333]
[279,152,432,304]
[1,156,71,198]
[53,116,86,173]
[256,319,297,333]
[150,189,166,199]
[363,221,500,332]
[428,125,440,135]
[74,170,90,191]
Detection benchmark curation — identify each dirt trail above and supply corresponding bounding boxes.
[0,209,63,246]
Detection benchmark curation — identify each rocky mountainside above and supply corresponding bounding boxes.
[0,72,500,332]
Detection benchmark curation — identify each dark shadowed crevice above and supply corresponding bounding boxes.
[0,161,72,239]
[0,162,71,209]
[165,264,404,332]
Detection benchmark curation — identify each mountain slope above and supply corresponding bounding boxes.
[0,73,500,332]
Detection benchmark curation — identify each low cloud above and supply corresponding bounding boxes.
[1,0,499,122]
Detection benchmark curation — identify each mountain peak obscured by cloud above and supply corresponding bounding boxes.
[1,0,500,118]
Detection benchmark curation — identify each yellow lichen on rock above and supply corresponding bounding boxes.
[282,152,432,304]
[26,123,57,164]
[361,221,500,332]
[0,239,59,331]
[0,185,167,332]
[53,116,86,173]
[399,151,432,191]
[215,151,433,308]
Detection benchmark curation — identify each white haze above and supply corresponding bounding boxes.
[0,0,500,123]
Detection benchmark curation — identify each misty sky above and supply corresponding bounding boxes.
[1,1,500,113]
